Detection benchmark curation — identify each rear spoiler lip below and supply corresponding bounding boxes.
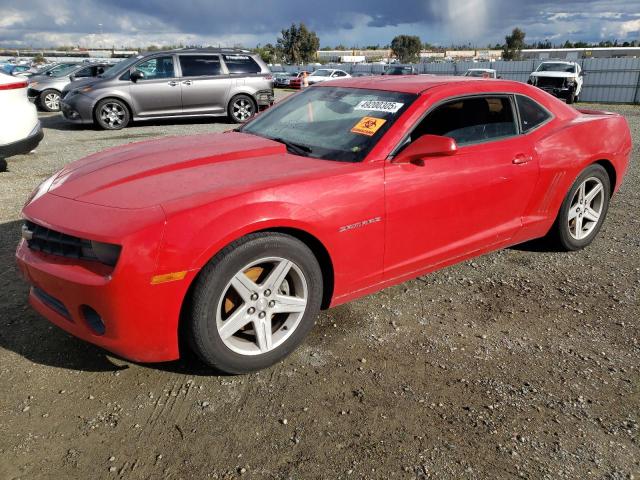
[576,108,619,116]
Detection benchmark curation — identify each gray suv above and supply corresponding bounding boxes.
[28,63,112,112]
[60,48,274,129]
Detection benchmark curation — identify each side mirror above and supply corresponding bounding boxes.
[130,70,145,82]
[393,134,458,166]
[69,74,75,82]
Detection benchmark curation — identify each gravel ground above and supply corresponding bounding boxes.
[0,98,638,480]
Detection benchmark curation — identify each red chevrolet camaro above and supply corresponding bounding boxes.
[16,76,631,373]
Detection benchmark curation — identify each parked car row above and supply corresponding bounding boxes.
[3,52,584,158]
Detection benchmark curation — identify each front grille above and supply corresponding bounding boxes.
[33,287,72,320]
[23,221,99,263]
[536,77,565,89]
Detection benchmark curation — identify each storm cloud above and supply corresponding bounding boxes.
[0,0,638,48]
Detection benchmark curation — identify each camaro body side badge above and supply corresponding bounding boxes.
[338,217,382,233]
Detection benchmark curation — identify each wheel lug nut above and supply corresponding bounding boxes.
[268,300,276,308]
[250,293,258,301]
[264,289,271,297]
[248,307,255,315]
[258,311,266,319]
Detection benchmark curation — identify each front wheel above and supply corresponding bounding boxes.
[95,99,130,130]
[187,233,323,374]
[39,89,61,112]
[228,94,256,123]
[548,164,611,251]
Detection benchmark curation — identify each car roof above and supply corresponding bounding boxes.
[317,75,524,94]
[151,47,254,55]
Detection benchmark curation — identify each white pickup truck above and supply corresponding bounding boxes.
[528,61,583,104]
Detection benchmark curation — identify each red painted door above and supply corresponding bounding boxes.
[383,134,539,280]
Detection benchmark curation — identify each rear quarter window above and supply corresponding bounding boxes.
[516,95,552,133]
[222,55,261,74]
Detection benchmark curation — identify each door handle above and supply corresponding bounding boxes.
[168,81,179,87]
[182,80,192,86]
[513,154,533,165]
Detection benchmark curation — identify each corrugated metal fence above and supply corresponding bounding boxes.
[273,58,640,104]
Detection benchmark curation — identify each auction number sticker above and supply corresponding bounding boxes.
[351,116,387,136]
[354,101,404,113]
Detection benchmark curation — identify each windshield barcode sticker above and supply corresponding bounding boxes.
[354,101,404,113]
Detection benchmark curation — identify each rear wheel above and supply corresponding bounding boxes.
[95,99,130,130]
[228,94,256,123]
[39,89,61,112]
[187,233,323,374]
[548,164,610,251]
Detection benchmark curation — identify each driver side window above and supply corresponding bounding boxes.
[134,56,175,80]
[410,96,518,146]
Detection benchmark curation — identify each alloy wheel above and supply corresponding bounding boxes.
[232,98,255,122]
[568,176,605,240]
[44,92,60,111]
[100,103,126,128]
[216,257,308,355]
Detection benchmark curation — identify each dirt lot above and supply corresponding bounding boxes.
[0,97,638,480]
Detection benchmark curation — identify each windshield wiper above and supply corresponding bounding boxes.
[270,137,312,156]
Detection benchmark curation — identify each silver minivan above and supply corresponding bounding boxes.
[60,48,274,129]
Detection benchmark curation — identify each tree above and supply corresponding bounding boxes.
[502,28,526,60]
[276,23,320,64]
[32,53,47,65]
[390,35,422,63]
[254,43,280,64]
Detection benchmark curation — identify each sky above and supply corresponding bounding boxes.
[0,0,639,49]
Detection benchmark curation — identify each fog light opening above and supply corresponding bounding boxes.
[81,305,105,335]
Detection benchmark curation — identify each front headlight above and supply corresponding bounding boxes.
[90,241,122,266]
[566,78,576,85]
[29,81,39,88]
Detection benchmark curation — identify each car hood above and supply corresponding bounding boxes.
[62,77,99,92]
[530,71,576,78]
[46,132,345,209]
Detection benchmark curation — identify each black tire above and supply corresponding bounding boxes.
[95,98,130,130]
[228,94,257,124]
[548,164,610,251]
[187,232,323,374]
[566,92,576,104]
[39,89,61,112]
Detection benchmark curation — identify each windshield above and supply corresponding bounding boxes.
[312,70,332,77]
[50,64,82,77]
[464,70,491,77]
[241,87,416,162]
[98,56,141,79]
[537,63,576,73]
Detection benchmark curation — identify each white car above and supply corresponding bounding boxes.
[307,68,351,85]
[463,68,498,79]
[528,61,583,104]
[0,71,43,166]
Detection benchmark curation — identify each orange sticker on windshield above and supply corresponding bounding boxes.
[351,116,386,136]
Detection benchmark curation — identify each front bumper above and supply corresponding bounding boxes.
[16,193,195,363]
[0,122,43,158]
[60,93,95,124]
